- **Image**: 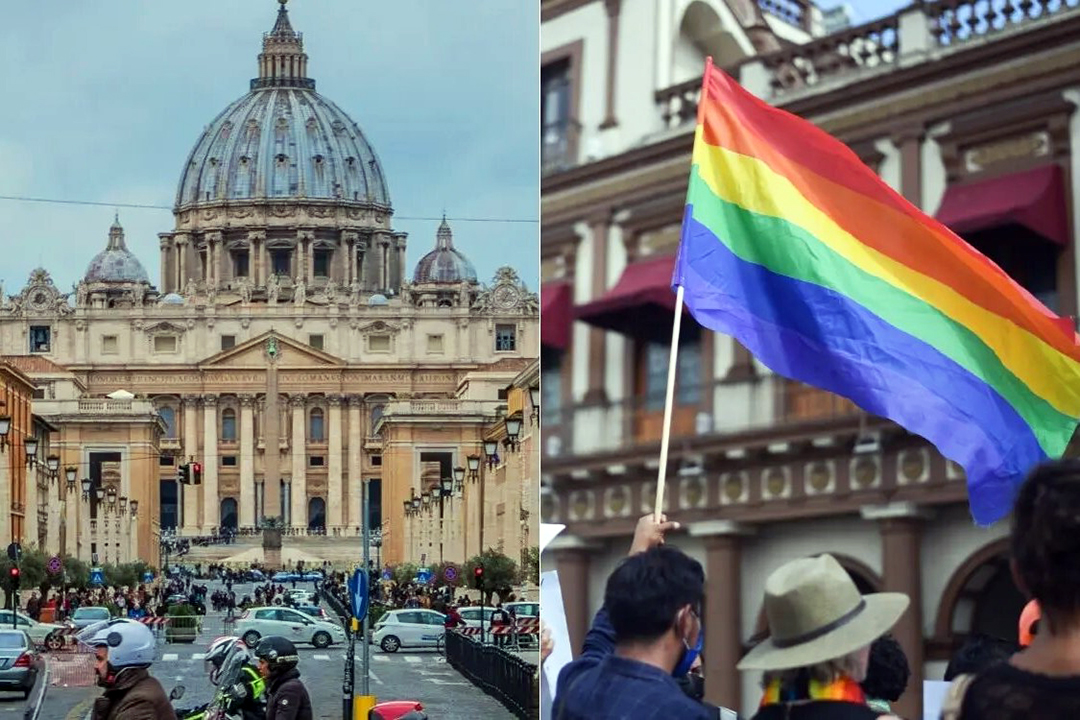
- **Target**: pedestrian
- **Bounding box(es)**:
[88,620,176,720]
[254,636,313,720]
[860,634,910,714]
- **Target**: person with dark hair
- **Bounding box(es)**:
[859,634,909,713]
[941,459,1080,719]
[552,514,714,719]
[943,634,1018,681]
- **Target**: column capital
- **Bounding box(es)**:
[182,394,200,406]
[327,394,344,407]
[201,394,218,407]
[347,394,364,408]
[859,501,934,523]
[247,230,267,242]
[238,394,255,407]
[341,230,359,244]
[686,520,755,538]
[205,230,224,244]
[289,393,307,407]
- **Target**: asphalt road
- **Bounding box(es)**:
[30,581,516,720]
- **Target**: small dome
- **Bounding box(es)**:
[368,294,388,306]
[412,217,477,284]
[84,216,150,284]
[159,293,185,305]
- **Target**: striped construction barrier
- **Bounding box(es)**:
[455,624,539,636]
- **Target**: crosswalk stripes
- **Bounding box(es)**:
[403,656,421,664]
[155,652,436,664]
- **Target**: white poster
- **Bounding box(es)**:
[541,569,573,720]
[924,680,950,720]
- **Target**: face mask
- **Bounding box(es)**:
[676,672,705,701]
[672,610,703,678]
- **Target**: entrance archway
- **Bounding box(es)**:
[220,497,238,531]
[933,539,1024,655]
[308,497,326,531]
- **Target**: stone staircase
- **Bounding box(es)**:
[174,534,371,567]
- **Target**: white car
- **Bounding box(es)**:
[458,606,495,629]
[235,607,346,649]
[0,611,64,649]
[371,609,445,653]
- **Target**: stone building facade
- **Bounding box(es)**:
[0,2,538,568]
[541,1,1080,718]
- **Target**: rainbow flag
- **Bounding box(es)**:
[673,60,1080,525]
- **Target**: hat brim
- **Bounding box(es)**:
[737,592,909,672]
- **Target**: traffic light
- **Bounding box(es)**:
[473,565,483,590]
[177,464,189,484]
[191,462,203,485]
[8,567,19,592]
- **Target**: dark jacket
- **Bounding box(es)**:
[266,667,314,720]
[750,701,885,720]
[90,667,178,720]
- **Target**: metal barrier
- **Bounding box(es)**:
[446,630,538,720]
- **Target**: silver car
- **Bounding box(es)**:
[70,606,112,630]
[0,630,41,699]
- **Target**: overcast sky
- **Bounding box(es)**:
[0,1,539,297]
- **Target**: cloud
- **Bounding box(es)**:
[0,0,538,293]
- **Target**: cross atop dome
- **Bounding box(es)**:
[253,0,314,90]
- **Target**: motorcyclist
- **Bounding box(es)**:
[443,605,465,630]
[174,636,267,720]
[83,619,177,720]
[254,636,313,720]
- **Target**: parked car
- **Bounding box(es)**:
[235,606,346,649]
[371,609,445,653]
[505,601,538,618]
[285,589,317,606]
[300,570,324,581]
[0,611,65,650]
[271,572,299,583]
[70,606,112,630]
[457,606,495,630]
[0,630,42,699]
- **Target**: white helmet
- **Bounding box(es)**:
[205,636,244,684]
[86,620,156,669]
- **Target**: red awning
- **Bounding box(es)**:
[541,282,573,351]
[575,255,684,339]
[936,164,1068,246]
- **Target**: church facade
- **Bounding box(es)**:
[0,2,538,568]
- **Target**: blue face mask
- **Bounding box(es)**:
[673,610,703,678]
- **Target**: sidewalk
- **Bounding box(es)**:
[37,686,96,720]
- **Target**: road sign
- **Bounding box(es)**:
[416,567,433,585]
[6,543,20,564]
[348,568,369,622]
[443,565,458,582]
[89,567,104,586]
[381,568,392,581]
[142,572,154,583]
[46,556,61,575]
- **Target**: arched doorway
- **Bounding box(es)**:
[308,497,326,531]
[934,539,1024,655]
[220,498,238,531]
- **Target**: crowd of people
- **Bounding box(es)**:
[546,458,1080,719]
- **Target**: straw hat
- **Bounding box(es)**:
[737,554,909,671]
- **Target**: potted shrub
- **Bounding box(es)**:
[165,603,198,644]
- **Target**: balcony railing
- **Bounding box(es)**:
[78,399,134,413]
[655,0,1080,128]
[542,377,862,460]
[759,0,814,31]
[542,119,581,176]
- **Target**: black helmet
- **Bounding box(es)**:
[253,636,299,673]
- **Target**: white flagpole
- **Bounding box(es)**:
[654,284,686,521]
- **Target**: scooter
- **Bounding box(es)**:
[370,700,428,719]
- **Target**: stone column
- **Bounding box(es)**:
[584,213,611,404]
[182,395,200,535]
[248,231,266,287]
[298,231,315,284]
[862,502,929,720]
[689,521,752,710]
[551,541,594,658]
[25,466,38,551]
[65,482,78,557]
[290,395,307,529]
[261,242,271,288]
[159,236,172,294]
[328,394,344,530]
[347,395,362,531]
[174,235,188,291]
[202,395,219,535]
[239,395,256,529]
[893,126,925,207]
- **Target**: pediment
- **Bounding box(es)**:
[199,332,345,368]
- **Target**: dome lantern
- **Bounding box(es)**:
[253,0,314,91]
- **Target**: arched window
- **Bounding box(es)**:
[158,407,177,438]
[370,404,385,428]
[309,408,325,442]
[308,497,326,530]
[221,408,237,442]
[220,498,238,530]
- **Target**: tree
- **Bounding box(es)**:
[465,549,518,606]
[521,546,539,586]
[391,563,418,587]
[62,557,91,590]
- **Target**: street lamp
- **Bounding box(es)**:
[411,497,420,512]
[47,455,60,473]
[402,499,411,516]
[119,496,128,514]
[483,441,498,469]
[81,477,92,500]
[452,466,465,493]
[529,386,539,424]
[95,486,105,502]
[440,477,453,498]
[466,455,480,482]
[65,466,76,488]
[24,437,38,467]
[130,500,138,516]
[504,416,522,453]
[0,415,9,451]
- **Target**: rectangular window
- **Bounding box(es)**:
[497,387,509,400]
[542,59,573,172]
[160,454,175,467]
[495,324,516,352]
[427,334,444,354]
[233,252,250,278]
[541,350,563,424]
[640,334,702,411]
[371,455,382,467]
[271,249,291,276]
[369,335,391,353]
[31,388,45,400]
[101,335,119,355]
[153,335,177,354]
[309,456,325,467]
[220,335,236,351]
[313,249,331,277]
[308,334,324,351]
[221,456,237,467]
[29,326,50,353]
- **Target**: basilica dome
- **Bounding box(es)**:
[84,216,150,284]
[413,217,477,284]
[174,3,390,209]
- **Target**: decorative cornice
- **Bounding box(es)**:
[238,394,255,407]
[289,394,307,407]
[201,394,218,406]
